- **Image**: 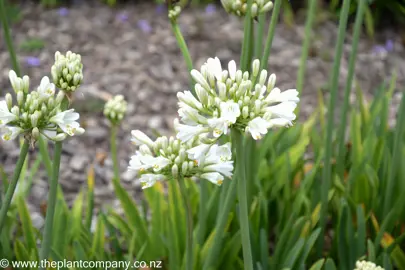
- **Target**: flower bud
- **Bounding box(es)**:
[218,82,227,100]
[181,162,188,175]
[179,149,186,161]
[195,84,208,105]
[172,164,179,178]
[255,100,262,114]
[140,145,152,155]
[5,93,12,110]
[17,91,24,106]
[32,127,40,140]
[188,161,194,169]
[260,1,273,13]
[52,51,83,93]
[267,73,276,91]
[53,133,67,141]
[31,113,39,127]
[242,106,249,119]
[55,91,65,104]
[104,95,127,125]
[251,3,258,18]
[174,156,181,165]
[259,70,268,86]
[22,76,30,93]
[235,70,243,84]
[243,71,249,80]
[11,106,19,117]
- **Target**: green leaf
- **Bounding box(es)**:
[309,259,325,270]
[91,214,105,259]
[16,197,38,261]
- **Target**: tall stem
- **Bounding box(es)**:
[170,21,194,92]
[178,176,193,270]
[260,0,282,71]
[39,98,69,263]
[240,0,254,71]
[110,125,120,182]
[39,141,62,262]
[233,130,253,270]
[0,0,21,76]
[0,140,29,232]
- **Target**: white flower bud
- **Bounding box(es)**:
[188,161,194,169]
[260,1,273,13]
[235,70,243,84]
[32,127,40,140]
[191,70,210,91]
[11,106,19,117]
[5,93,12,110]
[31,113,38,127]
[179,149,186,162]
[259,70,268,86]
[181,162,188,175]
[104,95,127,124]
[255,100,262,114]
[242,106,249,119]
[174,156,181,165]
[17,91,24,106]
[172,164,179,178]
[195,84,208,105]
[218,82,227,100]
[55,91,65,104]
[267,73,276,91]
[22,76,30,93]
[140,145,152,155]
[251,3,258,18]
[243,71,249,80]
[53,133,67,141]
[172,139,180,152]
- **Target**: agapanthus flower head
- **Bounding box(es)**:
[168,5,182,21]
[128,130,234,189]
[0,70,84,143]
[51,51,83,93]
[221,0,273,18]
[176,57,299,142]
[354,260,384,270]
[104,95,127,125]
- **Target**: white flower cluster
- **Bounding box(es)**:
[128,130,233,188]
[0,71,84,142]
[175,57,299,142]
[221,0,273,18]
[354,260,384,270]
[104,95,127,125]
[51,51,83,93]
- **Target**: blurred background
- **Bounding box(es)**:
[0,0,404,218]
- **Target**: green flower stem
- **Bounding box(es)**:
[203,173,237,270]
[38,137,53,177]
[39,141,62,263]
[170,21,194,92]
[40,97,69,264]
[318,0,351,254]
[178,175,193,270]
[233,130,254,270]
[0,140,29,232]
[110,125,120,182]
[0,0,21,76]
[197,180,208,246]
[295,0,317,117]
[255,14,266,59]
[336,0,366,180]
[260,0,282,71]
[240,0,254,71]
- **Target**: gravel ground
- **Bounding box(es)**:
[0,1,404,226]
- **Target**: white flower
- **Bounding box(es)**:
[151,156,171,172]
[37,76,56,100]
[265,88,299,104]
[268,118,292,127]
[220,100,240,124]
[178,106,207,126]
[206,57,223,81]
[266,101,297,121]
[50,109,85,136]
[131,130,155,148]
[203,161,234,178]
[139,174,166,189]
[190,70,211,92]
[187,143,212,164]
[246,117,271,140]
[200,172,224,185]
[228,60,237,81]
[176,123,208,142]
[41,130,66,141]
[1,126,23,141]
[205,142,232,163]
[354,260,384,270]
[178,90,203,110]
[0,100,17,126]
[207,117,230,138]
[128,154,153,172]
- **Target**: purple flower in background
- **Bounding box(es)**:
[58,7,69,16]
[205,4,216,14]
[372,39,394,55]
[385,39,394,52]
[137,20,152,34]
[116,12,129,22]
[25,56,40,67]
[156,4,166,14]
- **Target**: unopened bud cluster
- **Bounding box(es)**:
[176,57,299,142]
[354,261,384,270]
[51,51,83,93]
[104,95,127,125]
[128,130,233,188]
[168,5,182,21]
[221,0,273,18]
